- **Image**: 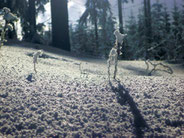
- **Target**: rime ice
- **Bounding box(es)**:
[107,30,126,81]
[33,50,43,73]
[114,29,127,44]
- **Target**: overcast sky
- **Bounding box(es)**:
[38,0,183,29]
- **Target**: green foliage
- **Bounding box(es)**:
[79,0,115,56]
[125,10,139,59]
[122,1,184,61]
[70,14,116,57]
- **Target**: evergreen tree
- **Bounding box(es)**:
[51,0,70,51]
[152,1,164,43]
[99,15,116,57]
[137,8,146,59]
[162,5,172,59]
[151,1,168,60]
[144,0,152,59]
[70,22,89,54]
[80,0,99,51]
[118,0,123,33]
[171,0,183,59]
[98,0,115,57]
[125,10,139,59]
[180,0,184,59]
[79,0,114,55]
[117,0,134,33]
[28,0,36,40]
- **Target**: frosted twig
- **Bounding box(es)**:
[33,50,43,73]
[144,60,173,76]
[114,29,127,45]
[107,30,127,81]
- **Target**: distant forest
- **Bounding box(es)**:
[0,0,184,60]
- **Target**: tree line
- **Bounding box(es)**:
[124,0,184,60]
[72,0,184,60]
[0,0,184,61]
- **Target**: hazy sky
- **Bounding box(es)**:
[38,0,183,29]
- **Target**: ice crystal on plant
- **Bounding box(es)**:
[0,7,18,48]
[6,23,13,31]
[33,50,43,73]
[114,29,127,44]
[107,30,126,81]
[2,7,18,22]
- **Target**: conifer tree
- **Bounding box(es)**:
[125,10,138,59]
[51,0,70,51]
[171,0,182,59]
[137,8,146,59]
[79,0,113,55]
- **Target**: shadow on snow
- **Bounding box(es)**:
[109,80,149,137]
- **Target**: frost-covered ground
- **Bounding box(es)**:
[0,42,184,137]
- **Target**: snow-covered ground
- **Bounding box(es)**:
[0,42,184,137]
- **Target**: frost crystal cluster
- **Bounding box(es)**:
[114,30,127,45]
[33,50,43,73]
[107,29,126,81]
[0,7,18,47]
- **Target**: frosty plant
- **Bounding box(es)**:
[33,50,43,73]
[107,29,126,81]
[0,7,18,48]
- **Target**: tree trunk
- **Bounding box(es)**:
[94,15,98,50]
[144,0,148,37]
[118,0,123,34]
[93,0,99,52]
[28,0,36,40]
[102,10,107,51]
[51,0,71,51]
[147,0,152,42]
[144,0,150,59]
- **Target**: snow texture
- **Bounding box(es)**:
[0,43,184,137]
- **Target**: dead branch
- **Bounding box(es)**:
[145,60,173,76]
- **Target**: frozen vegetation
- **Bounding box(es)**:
[0,42,184,137]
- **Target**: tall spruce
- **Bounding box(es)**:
[98,0,114,57]
[137,8,146,59]
[70,22,90,54]
[51,0,70,51]
[151,1,166,59]
[125,10,138,59]
[80,0,113,55]
[117,0,134,33]
[171,0,182,59]
[118,0,123,33]
[28,0,36,40]
[163,5,172,59]
[180,0,184,59]
[80,0,99,51]
[144,0,152,59]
